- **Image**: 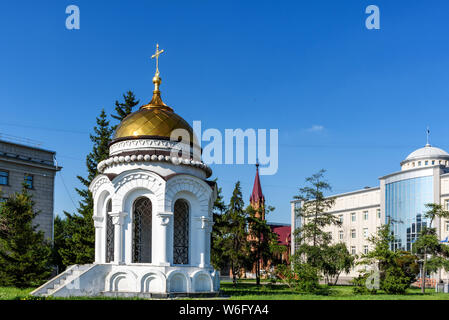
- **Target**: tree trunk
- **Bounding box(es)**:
[422,247,427,294]
[333,272,341,286]
[232,262,237,287]
[256,234,261,286]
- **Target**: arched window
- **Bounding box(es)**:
[105,199,114,263]
[132,197,152,263]
[173,199,189,264]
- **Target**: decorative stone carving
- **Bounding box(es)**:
[90,176,112,196]
[157,211,173,226]
[165,175,211,210]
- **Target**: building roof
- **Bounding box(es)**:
[250,164,265,204]
[112,45,197,145]
[269,224,291,246]
[404,144,449,162]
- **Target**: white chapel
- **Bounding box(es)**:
[32,45,220,297]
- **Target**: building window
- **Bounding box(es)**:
[446,221,449,232]
[351,229,356,239]
[105,200,114,263]
[339,214,343,223]
[351,212,356,222]
[432,160,435,165]
[425,161,428,165]
[363,211,368,221]
[132,197,152,263]
[351,246,356,255]
[363,245,369,254]
[377,208,381,219]
[418,161,421,166]
[24,174,33,189]
[363,228,369,238]
[446,200,449,211]
[173,199,190,265]
[328,232,332,240]
[0,170,8,186]
[339,230,344,240]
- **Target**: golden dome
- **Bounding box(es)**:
[113,74,195,142]
[113,102,194,142]
[113,44,195,143]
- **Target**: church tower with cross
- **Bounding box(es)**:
[250,163,265,220]
[32,45,220,297]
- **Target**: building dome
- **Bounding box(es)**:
[97,45,210,178]
[405,144,449,161]
[113,104,195,143]
[112,61,197,145]
[401,143,449,170]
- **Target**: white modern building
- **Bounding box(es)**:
[32,48,219,297]
[291,142,449,282]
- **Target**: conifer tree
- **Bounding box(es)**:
[111,91,140,127]
[292,170,340,291]
[247,204,283,286]
[0,189,52,288]
[220,182,249,286]
[357,223,419,294]
[58,109,112,266]
[52,215,68,272]
[294,170,339,269]
[210,181,228,271]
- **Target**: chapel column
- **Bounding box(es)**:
[109,211,128,265]
[156,212,173,266]
[198,216,212,268]
[93,215,104,263]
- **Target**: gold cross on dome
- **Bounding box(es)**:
[151,43,165,74]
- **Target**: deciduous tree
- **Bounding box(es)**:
[414,203,449,293]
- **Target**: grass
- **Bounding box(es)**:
[0,287,35,300]
[1,282,449,300]
[221,282,449,300]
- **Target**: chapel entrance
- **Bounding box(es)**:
[132,197,152,263]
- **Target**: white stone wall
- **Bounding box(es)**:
[90,165,215,268]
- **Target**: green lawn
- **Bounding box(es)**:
[1,282,449,300]
[0,287,35,300]
[221,282,449,300]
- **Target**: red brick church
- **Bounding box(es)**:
[246,164,291,278]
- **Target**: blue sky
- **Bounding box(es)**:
[1,0,449,224]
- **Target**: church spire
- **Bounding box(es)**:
[143,43,171,110]
[250,163,265,206]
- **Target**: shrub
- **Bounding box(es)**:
[295,263,320,293]
[381,267,410,294]
[352,271,377,295]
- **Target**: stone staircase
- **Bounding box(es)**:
[31,264,94,297]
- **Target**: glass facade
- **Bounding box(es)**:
[385,175,433,251]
